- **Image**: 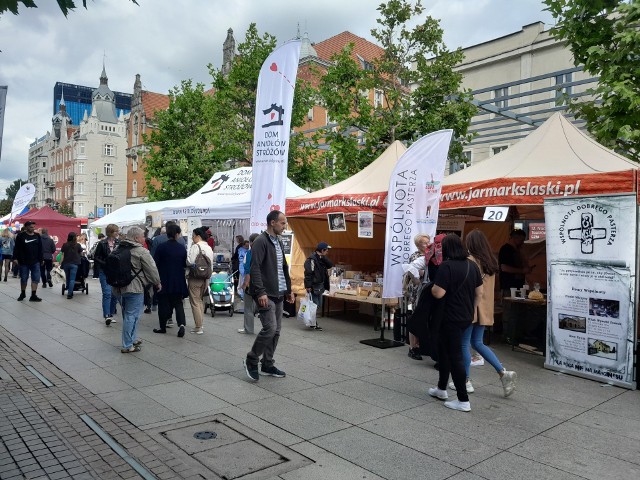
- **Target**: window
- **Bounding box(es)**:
[104,144,115,156]
[491,145,509,156]
[76,182,84,194]
[132,159,138,172]
[76,162,84,174]
[493,87,509,109]
[104,183,113,196]
[79,144,85,154]
[42,161,46,168]
[76,203,84,215]
[104,204,113,215]
[555,72,573,103]
[104,163,114,175]
[307,108,314,121]
[133,115,139,145]
[449,151,472,174]
[374,89,384,108]
[132,180,138,198]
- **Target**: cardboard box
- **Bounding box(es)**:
[344,270,362,279]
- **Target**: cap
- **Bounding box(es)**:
[24,221,36,227]
[316,242,331,251]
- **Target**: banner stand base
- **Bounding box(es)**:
[360,338,404,349]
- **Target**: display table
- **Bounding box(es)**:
[502,297,547,354]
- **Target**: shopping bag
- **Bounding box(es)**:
[51,266,66,285]
[297,295,317,327]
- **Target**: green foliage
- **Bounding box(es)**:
[544,0,640,161]
[4,179,27,200]
[143,80,219,200]
[1,1,138,17]
[312,0,475,181]
[57,201,75,217]
[0,198,11,216]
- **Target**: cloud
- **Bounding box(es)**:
[0,0,552,198]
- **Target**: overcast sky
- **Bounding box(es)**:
[0,0,553,199]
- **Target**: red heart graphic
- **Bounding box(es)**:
[271,112,275,120]
[270,63,278,71]
[270,204,281,211]
[268,193,272,199]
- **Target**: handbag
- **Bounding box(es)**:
[297,294,317,327]
[51,266,66,285]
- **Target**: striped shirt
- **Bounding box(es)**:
[269,233,287,294]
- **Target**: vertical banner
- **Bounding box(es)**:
[382,130,453,298]
[249,40,301,231]
[544,194,636,388]
[0,86,7,161]
[10,183,36,221]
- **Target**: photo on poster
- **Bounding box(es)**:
[358,211,373,238]
[588,298,619,318]
[587,338,618,360]
[558,313,586,333]
[328,212,346,232]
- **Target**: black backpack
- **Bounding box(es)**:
[105,243,141,288]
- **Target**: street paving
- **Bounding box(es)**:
[0,275,639,479]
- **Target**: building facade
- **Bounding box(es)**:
[53,82,132,127]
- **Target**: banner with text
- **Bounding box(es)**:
[0,86,6,161]
[382,130,453,299]
[249,40,301,231]
[10,183,36,221]
[544,194,636,388]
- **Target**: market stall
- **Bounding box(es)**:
[13,206,81,249]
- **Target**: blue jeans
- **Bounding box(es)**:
[19,263,41,284]
[63,263,78,296]
[117,292,144,349]
[98,271,118,318]
[462,324,504,378]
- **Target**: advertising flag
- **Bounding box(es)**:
[0,86,7,161]
[382,130,453,299]
[10,183,36,221]
[249,40,301,231]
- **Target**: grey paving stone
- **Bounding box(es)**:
[469,451,585,480]
[97,389,178,427]
[187,373,276,405]
[138,380,231,416]
[325,378,428,412]
[571,408,640,441]
[67,368,132,395]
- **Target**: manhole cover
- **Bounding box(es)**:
[194,431,217,440]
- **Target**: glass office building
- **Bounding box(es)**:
[53,82,132,125]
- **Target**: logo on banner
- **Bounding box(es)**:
[201,174,230,194]
[261,104,285,128]
[558,204,617,254]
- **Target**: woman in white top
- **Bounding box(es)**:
[187,227,214,334]
[406,233,431,360]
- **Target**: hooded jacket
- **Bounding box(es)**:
[111,239,160,295]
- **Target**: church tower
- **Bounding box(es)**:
[222,28,236,77]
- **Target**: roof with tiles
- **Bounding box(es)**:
[314,31,384,64]
[141,91,170,119]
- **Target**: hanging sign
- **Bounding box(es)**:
[483,206,509,222]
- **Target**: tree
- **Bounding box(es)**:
[4,179,27,200]
[311,0,475,181]
[1,0,138,17]
[57,201,75,217]
[0,199,11,216]
[544,0,640,161]
[143,80,218,200]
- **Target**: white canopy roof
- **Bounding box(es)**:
[91,200,176,228]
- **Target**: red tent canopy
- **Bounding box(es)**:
[15,206,80,249]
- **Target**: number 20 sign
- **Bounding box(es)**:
[483,206,509,222]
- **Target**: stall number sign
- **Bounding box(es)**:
[483,206,509,222]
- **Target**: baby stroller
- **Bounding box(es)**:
[203,263,235,317]
[61,256,90,296]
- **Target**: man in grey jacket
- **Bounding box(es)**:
[113,227,161,353]
[243,211,292,381]
[40,228,56,288]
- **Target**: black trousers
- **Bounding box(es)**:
[158,294,186,330]
[40,259,53,284]
[437,321,470,402]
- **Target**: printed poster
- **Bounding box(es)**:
[358,211,373,238]
[544,194,636,387]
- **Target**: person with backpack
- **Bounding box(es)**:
[93,224,120,326]
[106,226,161,353]
[187,227,214,335]
[152,223,189,337]
[39,228,56,288]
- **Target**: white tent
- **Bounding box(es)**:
[91,200,177,229]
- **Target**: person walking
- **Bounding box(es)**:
[187,227,214,335]
[1,229,15,282]
[40,228,56,288]
[93,224,120,325]
[498,229,532,295]
[13,221,44,302]
[231,235,244,291]
[303,241,333,331]
[112,227,161,353]
[455,229,517,397]
[428,234,483,412]
[238,233,259,334]
[242,211,293,381]
[153,223,189,337]
[60,232,83,299]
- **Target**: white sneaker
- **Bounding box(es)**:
[190,328,204,335]
[448,380,474,393]
[500,370,517,397]
[470,356,485,366]
[444,399,471,412]
[427,387,448,400]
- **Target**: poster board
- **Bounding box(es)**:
[544,194,636,388]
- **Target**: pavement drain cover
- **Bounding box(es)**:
[194,431,217,440]
[155,414,312,479]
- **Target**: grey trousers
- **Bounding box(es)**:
[246,297,283,369]
[243,294,255,334]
